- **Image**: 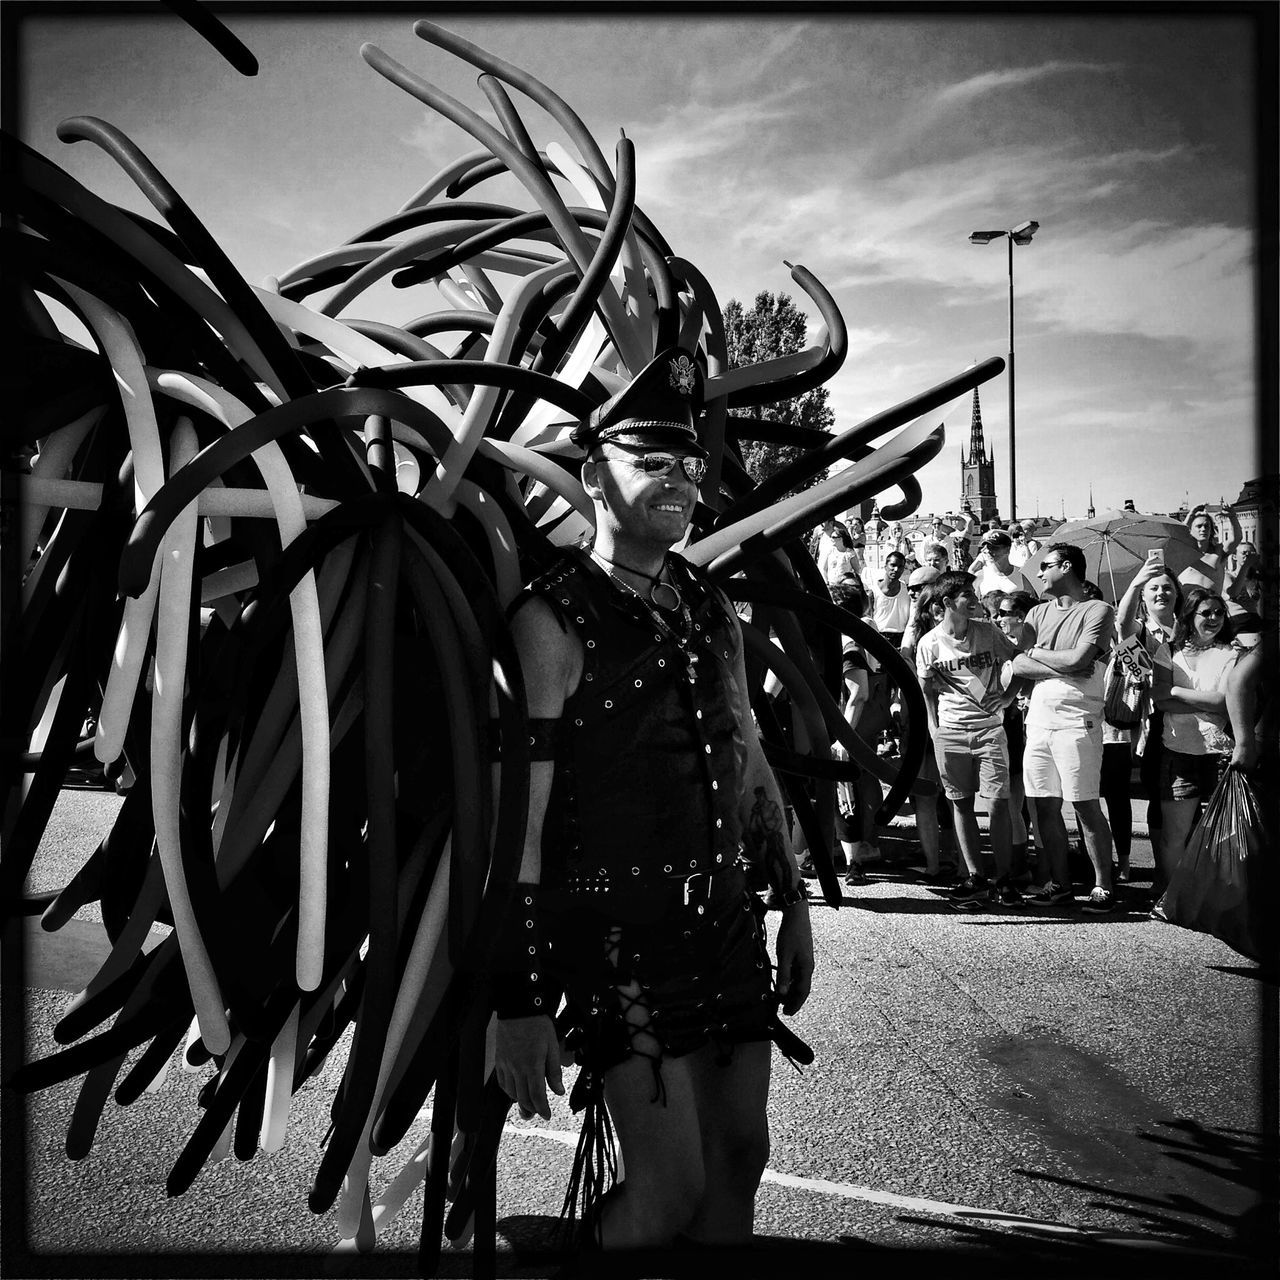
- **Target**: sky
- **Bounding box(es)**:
[10,5,1272,522]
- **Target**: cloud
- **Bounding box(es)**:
[623,88,806,204]
[932,61,1121,108]
[1028,221,1253,356]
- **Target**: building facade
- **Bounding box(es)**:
[1232,474,1279,559]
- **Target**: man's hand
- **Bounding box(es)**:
[495,1015,564,1120]
[774,903,814,1016]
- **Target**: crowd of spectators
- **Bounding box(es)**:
[804,498,1274,915]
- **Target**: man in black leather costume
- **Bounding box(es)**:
[494,347,814,1251]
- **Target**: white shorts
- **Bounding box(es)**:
[1022,723,1103,801]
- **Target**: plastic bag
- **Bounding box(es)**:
[1156,766,1269,962]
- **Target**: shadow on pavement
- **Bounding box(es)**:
[1004,1118,1279,1267]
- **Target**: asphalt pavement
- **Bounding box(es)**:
[5,787,1278,1279]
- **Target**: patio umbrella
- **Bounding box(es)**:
[1036,510,1200,603]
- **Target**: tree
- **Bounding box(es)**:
[721,291,834,493]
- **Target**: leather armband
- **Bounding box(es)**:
[491,882,554,1020]
[487,718,562,763]
[771,883,808,909]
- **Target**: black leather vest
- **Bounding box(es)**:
[522,548,747,898]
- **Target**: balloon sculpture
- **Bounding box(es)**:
[3,15,1003,1273]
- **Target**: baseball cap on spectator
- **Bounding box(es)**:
[908,566,940,588]
[981,529,1013,550]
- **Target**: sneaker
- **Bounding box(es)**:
[992,879,1023,908]
[843,866,868,887]
[1082,887,1118,914]
[946,875,990,908]
[1031,881,1074,905]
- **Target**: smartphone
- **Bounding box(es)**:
[1147,548,1164,568]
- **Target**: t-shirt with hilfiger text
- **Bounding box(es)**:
[915,619,1018,730]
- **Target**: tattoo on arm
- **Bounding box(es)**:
[746,785,792,891]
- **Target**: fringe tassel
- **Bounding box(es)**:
[557,1065,618,1249]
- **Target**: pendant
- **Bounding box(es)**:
[650,580,682,612]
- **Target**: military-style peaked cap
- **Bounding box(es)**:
[570,347,707,457]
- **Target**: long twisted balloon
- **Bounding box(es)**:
[3,19,1004,1270]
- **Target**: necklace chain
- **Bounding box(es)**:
[590,550,693,646]
[590,548,665,587]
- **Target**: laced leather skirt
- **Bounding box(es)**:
[546,861,776,1073]
[540,861,811,1241]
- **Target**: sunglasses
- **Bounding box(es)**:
[601,446,708,484]
[1195,608,1226,619]
[997,609,1023,618]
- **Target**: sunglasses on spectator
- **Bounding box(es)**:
[997,608,1023,617]
[600,445,707,483]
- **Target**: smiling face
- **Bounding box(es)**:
[996,600,1027,640]
[1037,553,1071,595]
[1141,572,1179,621]
[951,586,982,619]
[583,434,699,553]
[1190,596,1227,644]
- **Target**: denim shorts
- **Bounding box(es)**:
[1159,748,1227,802]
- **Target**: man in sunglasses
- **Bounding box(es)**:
[1009,543,1119,913]
[493,347,814,1253]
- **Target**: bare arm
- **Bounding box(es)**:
[493,598,580,1119]
[1151,649,1228,714]
[843,668,870,733]
[1227,644,1264,768]
[1220,505,1242,556]
[1011,651,1071,679]
[1022,640,1106,674]
[726,611,813,1016]
[1115,567,1154,639]
[920,671,941,733]
[1152,685,1227,714]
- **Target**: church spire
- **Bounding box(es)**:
[959,377,998,521]
[965,384,990,466]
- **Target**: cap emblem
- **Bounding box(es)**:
[668,354,698,397]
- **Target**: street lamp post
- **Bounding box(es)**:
[968,220,1039,522]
